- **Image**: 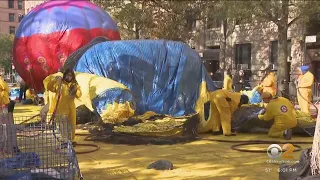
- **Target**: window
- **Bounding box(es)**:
[207,18,221,29]
[18,14,23,22]
[186,10,197,31]
[9,13,15,22]
[9,26,15,34]
[18,0,23,9]
[270,41,278,65]
[235,43,252,68]
[8,0,14,8]
[270,40,292,65]
[187,18,196,31]
[236,16,252,25]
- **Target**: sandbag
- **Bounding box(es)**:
[62,39,217,131]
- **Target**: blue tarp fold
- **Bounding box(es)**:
[69,40,216,116]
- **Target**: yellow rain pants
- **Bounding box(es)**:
[258,97,297,138]
[211,89,241,135]
[43,72,82,141]
[0,77,9,106]
[261,72,276,97]
[223,75,233,91]
[297,71,314,115]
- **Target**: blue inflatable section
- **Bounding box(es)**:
[73,40,217,116]
[93,88,136,115]
[250,90,262,104]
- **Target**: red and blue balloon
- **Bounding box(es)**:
[13,0,120,91]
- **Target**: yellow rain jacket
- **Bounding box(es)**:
[210,89,241,135]
[0,77,9,106]
[258,97,297,138]
[261,72,276,96]
[297,71,314,115]
[43,72,82,140]
[223,75,233,91]
[26,89,36,100]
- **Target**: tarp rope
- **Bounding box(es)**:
[17,76,100,154]
[48,79,100,154]
[196,137,312,153]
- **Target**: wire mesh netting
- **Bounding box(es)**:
[0,112,81,180]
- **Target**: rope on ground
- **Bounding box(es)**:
[19,114,40,124]
[73,141,100,155]
[198,137,313,153]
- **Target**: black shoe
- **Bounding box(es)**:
[212,131,223,135]
[72,141,77,147]
[224,133,236,136]
[283,129,292,140]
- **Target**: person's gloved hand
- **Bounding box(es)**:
[258,109,265,115]
[69,85,77,96]
[55,76,62,81]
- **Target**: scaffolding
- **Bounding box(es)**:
[0,113,82,180]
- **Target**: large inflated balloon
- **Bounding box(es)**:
[63,39,218,129]
[13,0,120,92]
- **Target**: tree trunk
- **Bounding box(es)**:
[277,0,290,99]
[135,27,140,39]
[277,26,289,99]
[219,19,228,69]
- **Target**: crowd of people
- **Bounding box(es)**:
[211,65,315,140]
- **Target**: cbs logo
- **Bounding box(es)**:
[267,144,295,159]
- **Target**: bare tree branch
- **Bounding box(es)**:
[257,1,280,23]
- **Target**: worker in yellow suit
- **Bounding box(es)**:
[257,92,297,140]
[211,89,249,136]
[223,69,233,91]
[0,76,9,108]
[260,66,276,96]
[43,68,82,141]
[26,89,36,100]
[297,65,314,115]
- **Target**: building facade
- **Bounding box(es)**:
[24,0,45,14]
[0,0,24,34]
[191,16,313,82]
[0,0,45,35]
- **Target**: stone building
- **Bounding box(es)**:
[0,0,45,35]
[191,15,320,83]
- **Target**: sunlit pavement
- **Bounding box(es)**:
[14,104,312,180]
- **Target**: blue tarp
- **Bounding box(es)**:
[72,40,217,116]
[250,90,262,104]
[92,87,136,116]
[0,152,41,169]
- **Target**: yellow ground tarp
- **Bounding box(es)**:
[12,103,313,179]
